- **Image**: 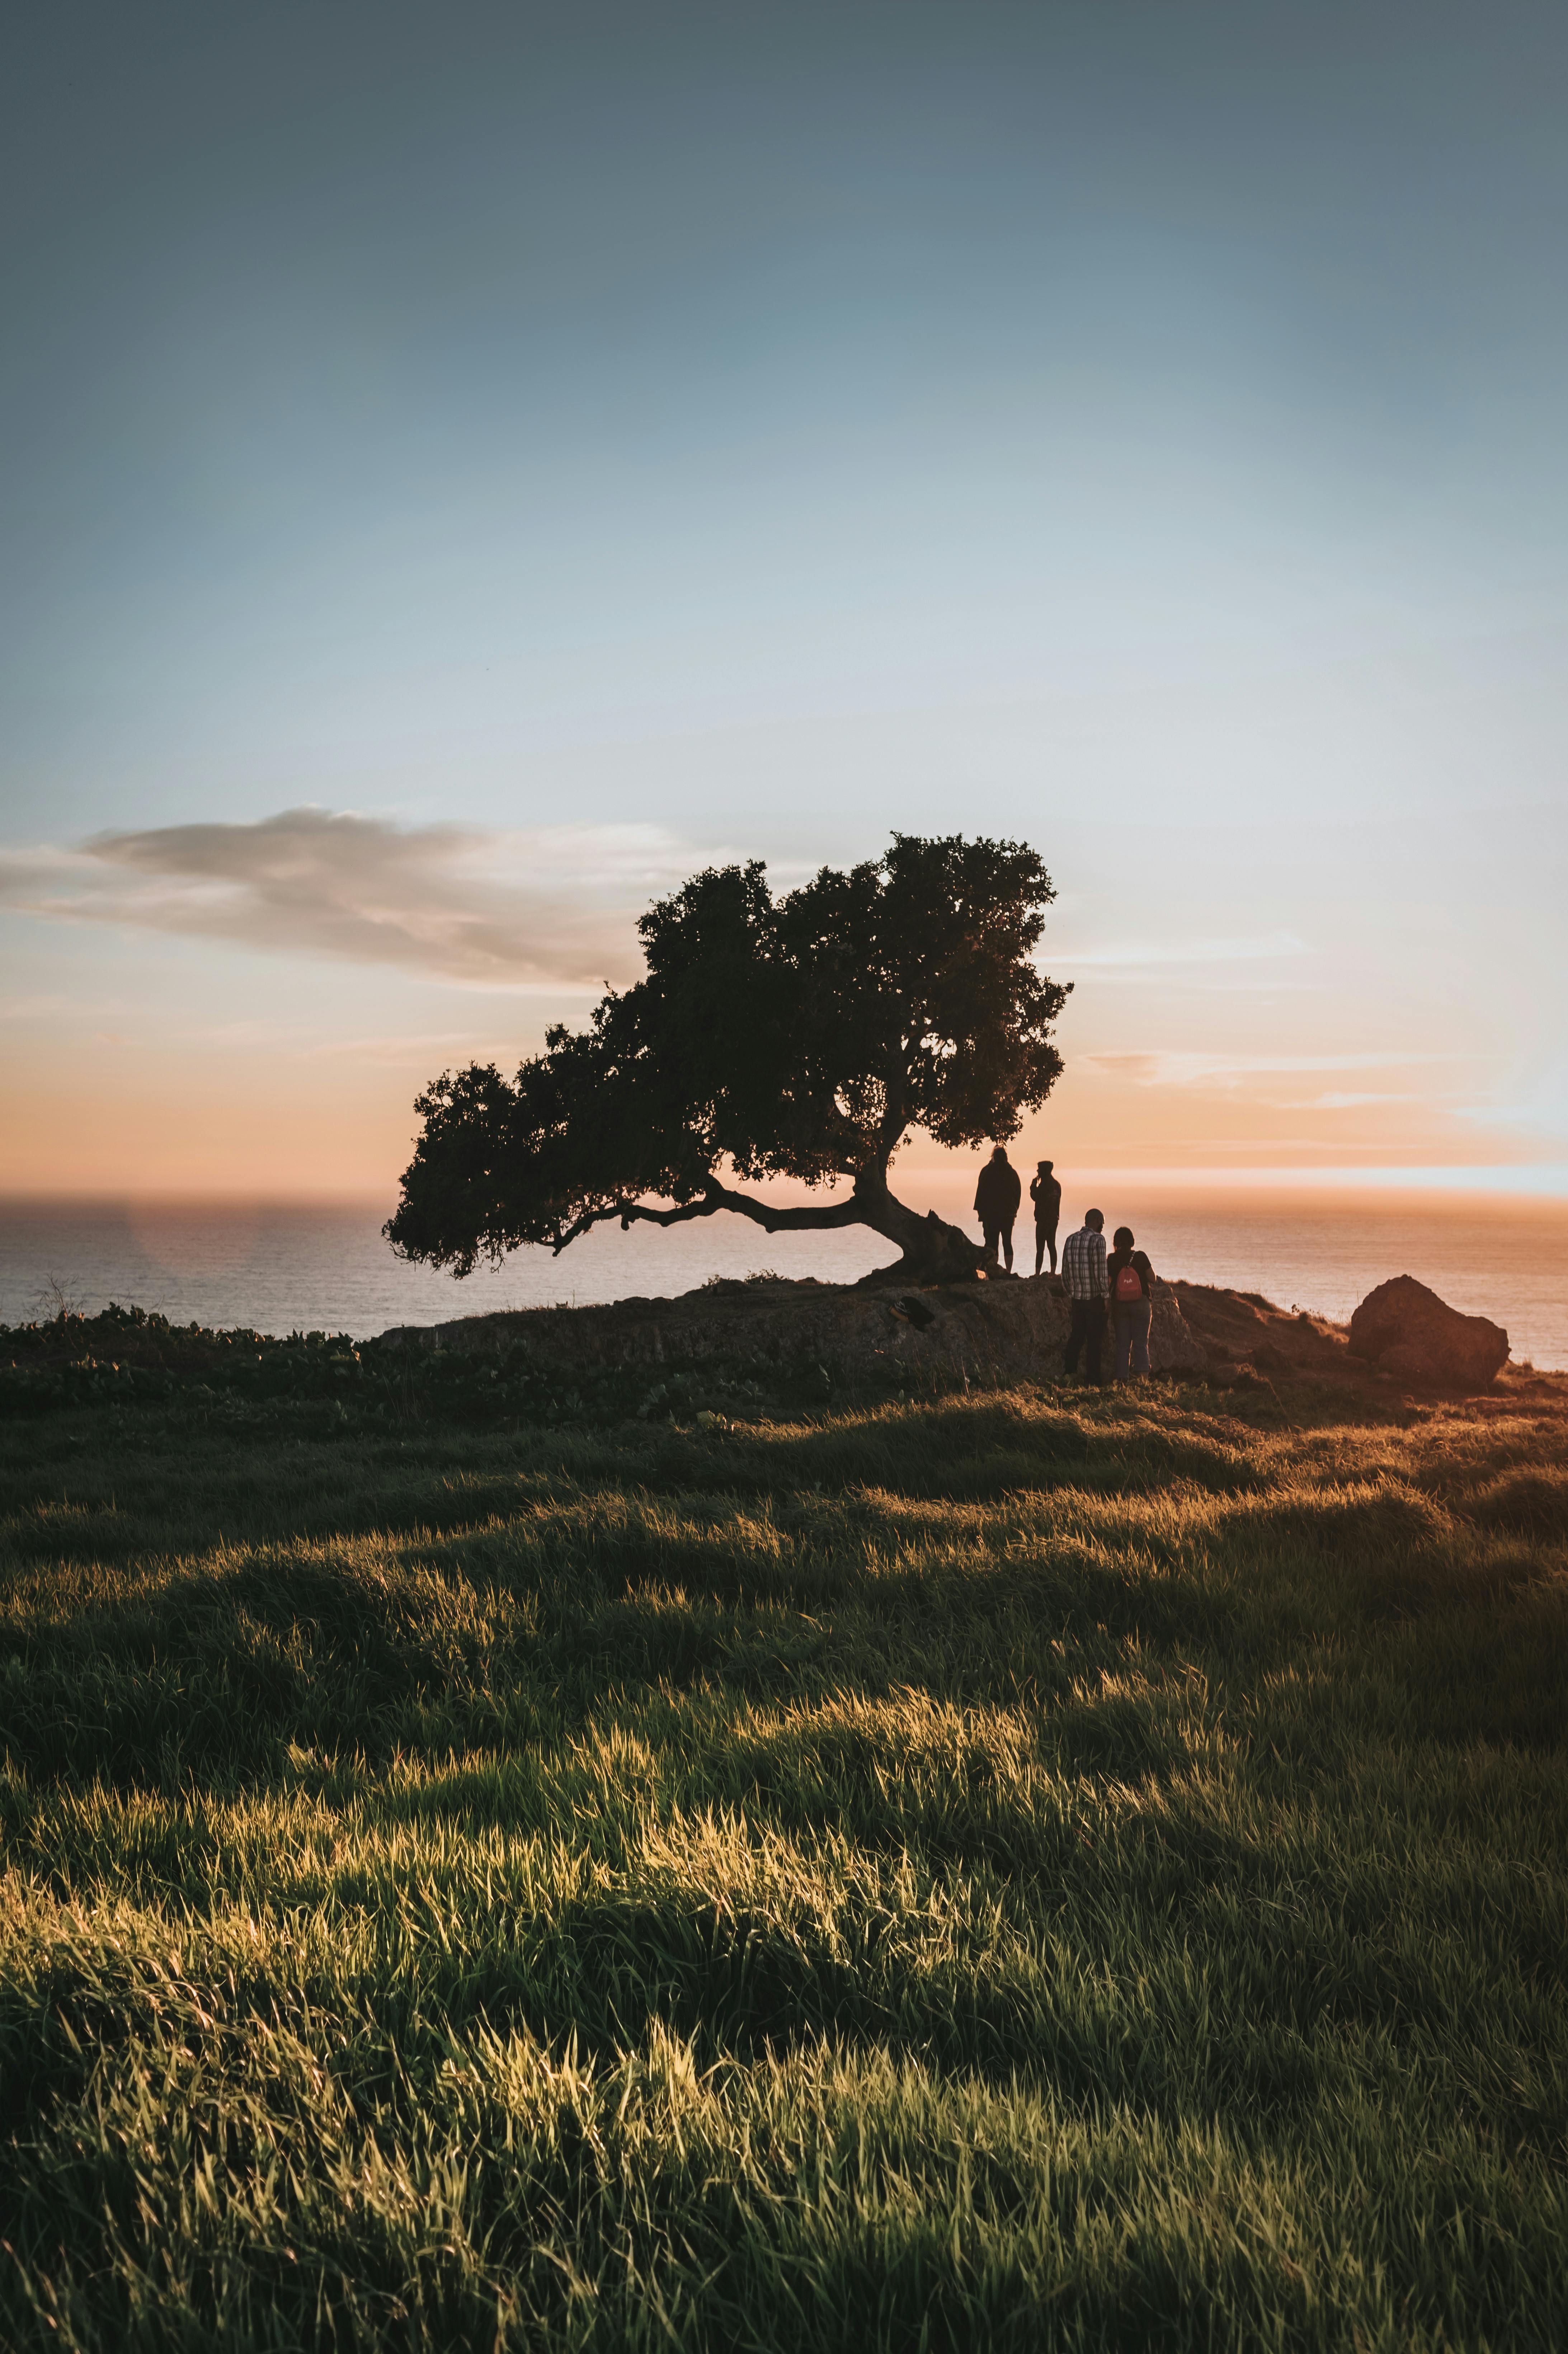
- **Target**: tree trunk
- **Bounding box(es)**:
[848,1169,987,1284]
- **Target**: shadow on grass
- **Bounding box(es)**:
[5,1380,1564,1800]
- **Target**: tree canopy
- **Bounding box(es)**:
[386,833,1069,1279]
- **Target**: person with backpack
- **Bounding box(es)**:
[1107,1224,1156,1381]
[974,1144,1022,1271]
[1030,1158,1062,1275]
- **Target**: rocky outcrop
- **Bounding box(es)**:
[377,1272,1209,1384]
[1348,1275,1508,1391]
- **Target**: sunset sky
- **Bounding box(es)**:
[3,0,1565,1201]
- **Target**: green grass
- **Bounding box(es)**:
[2,1344,1566,2350]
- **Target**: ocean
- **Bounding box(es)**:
[3,1178,1565,1370]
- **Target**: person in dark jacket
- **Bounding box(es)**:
[1107,1224,1155,1381]
[1030,1159,1062,1275]
[974,1145,1022,1271]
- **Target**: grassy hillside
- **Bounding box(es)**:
[2,1316,1566,2350]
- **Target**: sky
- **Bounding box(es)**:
[2,0,1565,1200]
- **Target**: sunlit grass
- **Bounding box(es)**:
[2,1373,1565,2348]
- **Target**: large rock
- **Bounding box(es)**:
[1347,1275,1508,1390]
[377,1272,1208,1384]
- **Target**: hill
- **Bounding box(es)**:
[378,1266,1549,1407]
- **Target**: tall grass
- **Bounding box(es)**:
[2,1367,1565,2349]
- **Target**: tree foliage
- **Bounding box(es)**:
[386,834,1068,1275]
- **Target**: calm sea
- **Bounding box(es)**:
[3,1179,1565,1369]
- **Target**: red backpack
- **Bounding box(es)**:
[1114,1258,1144,1302]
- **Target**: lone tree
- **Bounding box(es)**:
[386,833,1069,1284]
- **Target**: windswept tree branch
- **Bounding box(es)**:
[551,1179,868,1254]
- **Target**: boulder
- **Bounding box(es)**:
[1347,1275,1508,1391]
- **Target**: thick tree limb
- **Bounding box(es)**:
[551,1177,868,1254]
[547,1169,988,1283]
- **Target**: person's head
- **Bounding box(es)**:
[990,1144,1008,1161]
[1085,1208,1104,1232]
[1113,1225,1134,1252]
[1038,1159,1053,1173]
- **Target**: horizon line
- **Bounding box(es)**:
[4,1162,1568,1210]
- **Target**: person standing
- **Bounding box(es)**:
[974,1144,1022,1272]
[1107,1224,1155,1382]
[1030,1158,1062,1275]
[1061,1208,1109,1381]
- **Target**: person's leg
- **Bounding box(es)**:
[1034,1225,1045,1277]
[1045,1223,1058,1274]
[1085,1300,1106,1384]
[1130,1299,1152,1377]
[1113,1307,1131,1382]
[981,1219,998,1266]
[1001,1219,1014,1271]
[1064,1299,1085,1372]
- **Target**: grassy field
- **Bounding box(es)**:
[2,1318,1567,2350]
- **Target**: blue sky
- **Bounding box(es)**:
[2,0,1564,1193]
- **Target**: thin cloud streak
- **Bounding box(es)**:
[1084,1050,1464,1092]
[0,809,706,989]
[1058,931,1306,971]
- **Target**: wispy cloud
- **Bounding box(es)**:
[1455,1057,1568,1143]
[1084,1050,1462,1092]
[0,808,703,989]
[1289,1090,1424,1110]
[154,1021,515,1064]
[1059,931,1306,971]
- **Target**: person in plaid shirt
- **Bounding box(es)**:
[1061,1207,1109,1383]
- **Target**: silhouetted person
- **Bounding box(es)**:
[974,1144,1022,1271]
[1061,1207,1108,1382]
[1030,1158,1062,1275]
[1107,1224,1155,1382]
